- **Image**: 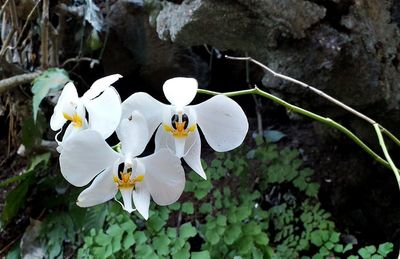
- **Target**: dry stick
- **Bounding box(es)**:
[16,0,41,47]
[61,57,100,68]
[49,24,59,66]
[0,71,41,94]
[0,0,10,17]
[225,55,400,149]
[0,0,18,58]
[40,0,49,69]
[225,55,377,124]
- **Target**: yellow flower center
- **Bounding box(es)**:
[113,172,144,189]
[163,112,196,138]
[63,112,83,128]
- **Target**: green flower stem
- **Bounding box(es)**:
[380,126,400,148]
[197,87,399,174]
[374,124,400,189]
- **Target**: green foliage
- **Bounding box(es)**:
[7,139,394,258]
[0,153,50,227]
[31,68,70,121]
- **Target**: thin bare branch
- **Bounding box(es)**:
[16,0,41,47]
[0,72,41,94]
[225,55,377,125]
[40,0,49,69]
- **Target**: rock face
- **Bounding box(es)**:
[154,0,400,115]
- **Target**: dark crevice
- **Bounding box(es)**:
[309,0,355,33]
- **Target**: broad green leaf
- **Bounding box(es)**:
[1,176,33,225]
[264,130,286,143]
[153,235,170,256]
[377,242,393,256]
[134,231,147,245]
[199,203,212,214]
[358,247,371,258]
[191,251,210,259]
[31,68,70,121]
[182,202,194,214]
[147,215,166,232]
[173,247,190,259]
[22,112,46,149]
[224,225,242,245]
[216,215,227,227]
[106,224,122,237]
[179,222,197,239]
[123,232,135,250]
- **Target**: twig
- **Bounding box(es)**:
[0,71,41,94]
[0,0,18,58]
[197,87,400,174]
[225,55,377,125]
[16,0,41,47]
[61,57,100,68]
[374,124,400,189]
[40,0,49,69]
[0,0,10,17]
[0,234,21,255]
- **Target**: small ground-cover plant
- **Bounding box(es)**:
[6,138,393,258]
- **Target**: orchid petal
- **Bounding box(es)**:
[85,87,121,139]
[193,95,248,152]
[120,188,135,213]
[119,92,165,142]
[117,110,149,157]
[60,130,121,187]
[154,126,197,158]
[183,131,206,179]
[76,167,118,207]
[50,82,78,131]
[82,74,122,100]
[163,77,198,109]
[132,184,150,219]
[140,149,185,206]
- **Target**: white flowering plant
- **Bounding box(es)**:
[52,76,249,218]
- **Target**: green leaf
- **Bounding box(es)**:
[147,215,166,232]
[106,224,123,237]
[254,232,269,245]
[224,225,242,245]
[377,242,393,256]
[169,202,181,211]
[236,206,251,221]
[191,251,210,259]
[31,68,70,121]
[179,222,197,239]
[1,176,33,225]
[365,245,376,254]
[237,235,253,254]
[94,231,109,246]
[22,113,46,149]
[358,247,372,258]
[173,247,190,259]
[205,229,220,245]
[199,203,212,214]
[310,231,323,247]
[136,244,153,258]
[123,232,135,250]
[216,215,227,227]
[343,243,353,253]
[134,231,147,245]
[182,202,194,214]
[153,235,170,256]
[264,130,286,143]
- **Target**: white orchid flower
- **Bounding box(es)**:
[59,111,185,219]
[50,74,122,146]
[119,77,248,179]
